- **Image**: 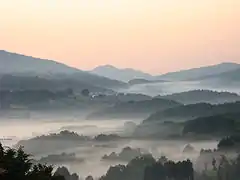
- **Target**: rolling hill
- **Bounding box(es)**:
[86,98,182,120]
[0,50,126,89]
[200,68,240,82]
[144,101,240,123]
[0,50,80,74]
[156,62,240,81]
[134,102,240,138]
[90,65,153,82]
[157,90,240,105]
[183,113,240,135]
[0,75,109,93]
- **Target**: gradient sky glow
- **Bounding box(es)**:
[0,0,239,74]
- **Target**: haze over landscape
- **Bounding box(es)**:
[0,1,240,180]
[1,0,239,73]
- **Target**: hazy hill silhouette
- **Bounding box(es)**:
[90,65,153,82]
[0,50,80,74]
[86,98,181,120]
[0,50,126,89]
[157,90,240,104]
[183,113,240,135]
[128,78,167,85]
[199,68,240,82]
[144,101,240,123]
[156,62,240,81]
[0,75,109,93]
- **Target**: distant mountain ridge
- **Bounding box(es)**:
[0,50,126,89]
[194,67,240,89]
[156,62,240,81]
[90,65,154,82]
[1,50,239,88]
[0,50,81,74]
[201,68,240,81]
[91,63,240,83]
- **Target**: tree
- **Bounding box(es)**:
[218,136,236,150]
[81,89,90,97]
[0,143,65,180]
[144,158,194,180]
[54,167,79,180]
[100,155,155,180]
[85,175,94,180]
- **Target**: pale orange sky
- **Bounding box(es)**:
[0,0,239,74]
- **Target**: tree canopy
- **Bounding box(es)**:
[0,143,65,180]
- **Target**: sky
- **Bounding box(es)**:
[0,0,239,74]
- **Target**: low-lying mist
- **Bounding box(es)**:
[0,115,218,177]
[119,81,240,96]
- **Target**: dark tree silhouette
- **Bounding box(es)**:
[0,143,65,180]
[100,155,155,180]
[144,159,194,180]
[85,175,94,180]
[54,166,79,180]
[217,135,240,150]
[81,89,90,97]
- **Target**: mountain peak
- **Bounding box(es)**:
[91,65,153,82]
[93,64,118,70]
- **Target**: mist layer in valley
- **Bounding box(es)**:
[1,119,218,177]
